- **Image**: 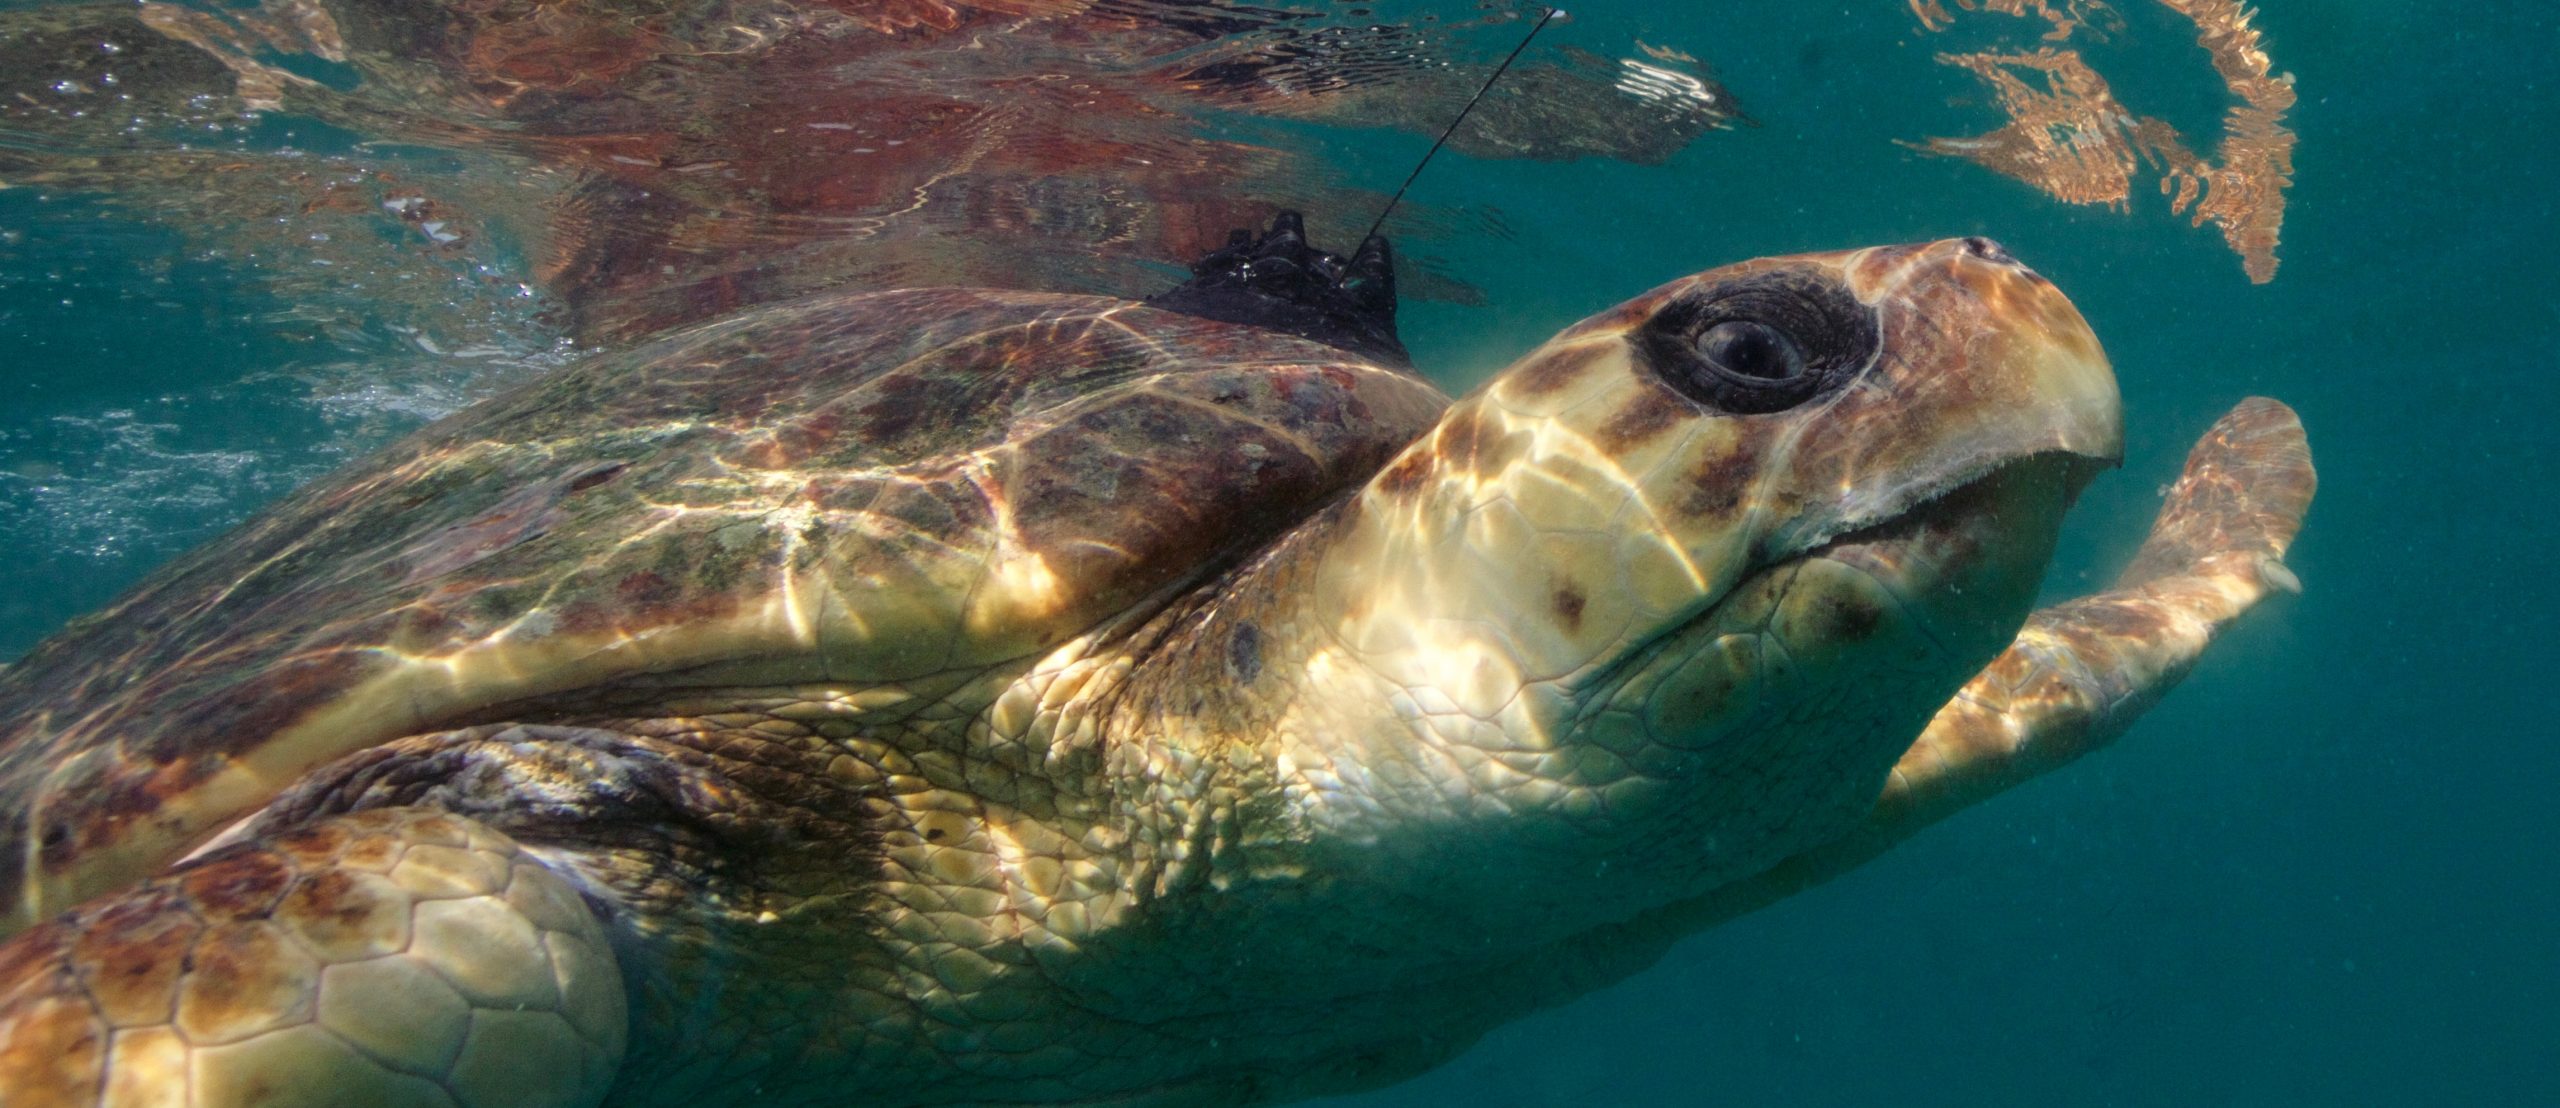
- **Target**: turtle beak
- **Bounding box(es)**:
[1764,236,2120,658]
[1848,236,2123,472]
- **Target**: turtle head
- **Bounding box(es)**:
[1287,237,2119,920]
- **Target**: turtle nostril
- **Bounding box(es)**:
[1959,236,2015,264]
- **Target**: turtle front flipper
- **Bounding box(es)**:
[0,807,627,1107]
[1679,397,2315,917]
[1865,396,2314,833]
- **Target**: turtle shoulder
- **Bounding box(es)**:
[0,286,1449,930]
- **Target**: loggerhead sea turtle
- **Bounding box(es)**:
[0,220,2312,1106]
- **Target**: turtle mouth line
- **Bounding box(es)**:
[1582,453,2083,700]
[1806,449,2098,560]
[1795,450,2091,655]
[1807,459,2024,561]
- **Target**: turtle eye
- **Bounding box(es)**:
[1634,269,1880,415]
[1696,321,1803,381]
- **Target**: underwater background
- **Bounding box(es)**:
[0,0,2550,1103]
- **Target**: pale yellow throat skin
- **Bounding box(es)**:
[0,241,2326,1108]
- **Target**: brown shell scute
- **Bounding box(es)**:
[0,287,1451,932]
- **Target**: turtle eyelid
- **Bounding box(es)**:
[1632,271,1879,415]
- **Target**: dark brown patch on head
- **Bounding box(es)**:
[0,914,67,985]
[282,871,374,932]
[1595,391,1688,454]
[1680,440,1763,519]
[1439,408,1492,471]
[1682,482,1744,520]
[1511,343,1607,397]
[407,814,468,848]
[1552,585,1587,632]
[1375,451,1432,498]
[1804,591,1885,642]
[1571,297,1659,338]
[36,820,72,863]
[32,763,191,892]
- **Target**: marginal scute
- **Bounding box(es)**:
[542,930,626,1048]
[1374,452,1433,498]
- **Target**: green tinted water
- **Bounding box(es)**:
[1343,5,2559,1103]
[1,1,2550,1102]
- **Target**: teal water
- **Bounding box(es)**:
[1342,6,2560,1103]
[1,1,2552,1102]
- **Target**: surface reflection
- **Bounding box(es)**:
[2,0,1747,344]
[1908,0,2296,281]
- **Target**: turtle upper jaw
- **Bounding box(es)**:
[1794,449,2086,665]
[1592,447,2089,699]
[1774,238,2122,544]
